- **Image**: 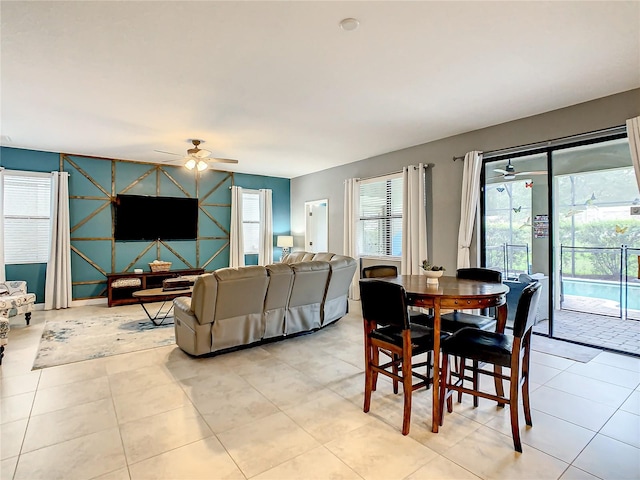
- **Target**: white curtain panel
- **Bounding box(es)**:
[229,186,245,268]
[627,116,640,192]
[457,151,483,269]
[401,164,428,275]
[343,178,360,300]
[45,172,72,310]
[0,168,5,282]
[258,188,273,266]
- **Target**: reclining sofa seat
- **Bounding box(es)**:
[174,266,270,356]
[287,261,330,334]
[264,263,294,339]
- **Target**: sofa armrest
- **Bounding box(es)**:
[3,281,27,295]
[173,296,202,325]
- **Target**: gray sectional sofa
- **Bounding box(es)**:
[173,252,357,356]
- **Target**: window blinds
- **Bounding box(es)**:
[3,173,51,264]
[242,191,260,254]
[359,174,403,256]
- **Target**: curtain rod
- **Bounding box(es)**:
[356,163,431,183]
[452,125,626,161]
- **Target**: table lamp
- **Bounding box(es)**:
[277,235,294,260]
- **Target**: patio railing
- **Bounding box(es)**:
[485,243,530,280]
[560,245,640,321]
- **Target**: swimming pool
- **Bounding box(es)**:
[562,278,640,310]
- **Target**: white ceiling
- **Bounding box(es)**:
[2,1,639,179]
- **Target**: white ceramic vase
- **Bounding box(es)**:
[421,269,444,284]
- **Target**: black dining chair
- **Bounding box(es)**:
[438,282,542,452]
[361,265,435,391]
[439,268,503,333]
[362,265,399,279]
[360,279,447,435]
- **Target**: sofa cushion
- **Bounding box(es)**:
[264,264,294,338]
[282,252,315,263]
[191,274,218,325]
[323,256,358,325]
[287,261,330,333]
[312,252,335,262]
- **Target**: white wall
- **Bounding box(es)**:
[290,89,640,272]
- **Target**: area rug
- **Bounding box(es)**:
[531,334,602,363]
[33,309,175,369]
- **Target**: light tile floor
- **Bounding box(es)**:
[1,302,639,480]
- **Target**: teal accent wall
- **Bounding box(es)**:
[1,147,291,303]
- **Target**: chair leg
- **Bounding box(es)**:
[392,353,399,394]
[457,357,465,403]
[425,351,432,390]
[401,345,413,435]
[494,364,506,407]
[509,366,522,453]
[439,353,450,426]
[372,347,380,391]
[25,312,31,326]
[510,339,523,453]
[522,333,533,427]
[363,336,374,414]
[472,360,479,407]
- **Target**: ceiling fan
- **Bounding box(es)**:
[492,159,545,180]
[154,139,239,171]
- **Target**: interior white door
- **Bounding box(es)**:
[305,199,328,252]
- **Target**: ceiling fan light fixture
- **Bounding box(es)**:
[196,159,208,171]
[184,158,197,170]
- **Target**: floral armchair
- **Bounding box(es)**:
[0,281,36,364]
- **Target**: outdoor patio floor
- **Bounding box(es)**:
[532,295,640,356]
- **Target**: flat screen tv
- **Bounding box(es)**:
[113,194,198,241]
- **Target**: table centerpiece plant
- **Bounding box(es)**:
[420,260,445,284]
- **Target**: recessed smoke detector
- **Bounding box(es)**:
[339,18,359,31]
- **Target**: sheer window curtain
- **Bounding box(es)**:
[627,116,640,191]
[401,164,427,275]
[229,186,245,268]
[344,178,360,300]
[258,189,273,266]
[45,172,72,310]
[0,168,5,282]
[457,151,483,269]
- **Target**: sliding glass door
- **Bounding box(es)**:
[482,152,550,327]
[553,139,640,322]
[481,133,640,354]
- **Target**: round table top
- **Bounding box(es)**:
[376,274,509,299]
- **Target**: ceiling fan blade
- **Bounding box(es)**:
[210,158,239,164]
[154,149,181,156]
[515,170,547,176]
[494,169,508,174]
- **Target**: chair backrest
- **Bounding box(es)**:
[359,279,410,330]
[457,268,502,283]
[512,282,543,338]
[362,265,398,278]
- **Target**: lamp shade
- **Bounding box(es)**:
[277,235,294,248]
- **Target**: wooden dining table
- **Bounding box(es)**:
[377,274,509,433]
